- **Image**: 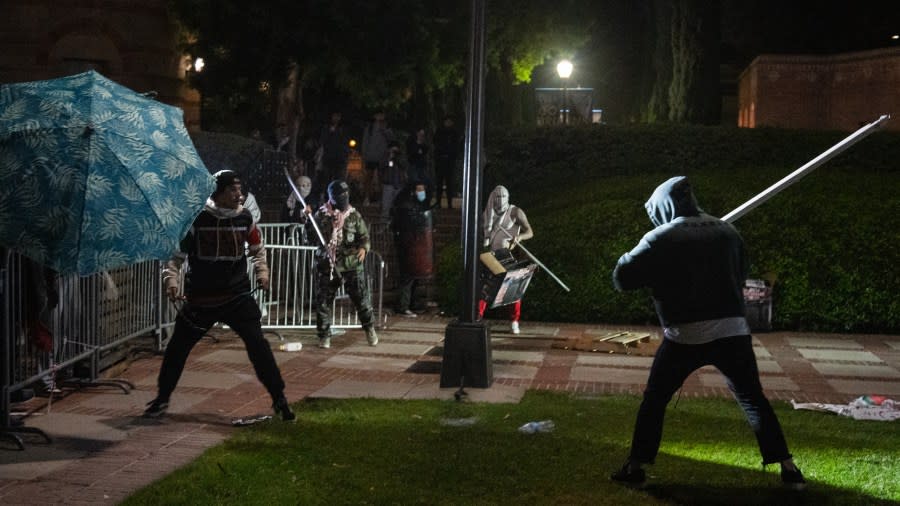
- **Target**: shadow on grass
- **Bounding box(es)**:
[638,454,895,506]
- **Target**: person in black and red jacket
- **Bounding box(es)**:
[143,170,294,422]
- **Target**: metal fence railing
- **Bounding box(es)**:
[1,251,166,449]
[254,224,385,332]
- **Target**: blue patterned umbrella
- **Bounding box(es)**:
[0,70,215,275]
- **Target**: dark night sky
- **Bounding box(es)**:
[722,0,900,65]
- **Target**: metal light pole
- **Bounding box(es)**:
[557,59,573,125]
[441,0,492,390]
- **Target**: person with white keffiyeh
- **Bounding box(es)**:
[478,185,533,334]
[312,180,377,349]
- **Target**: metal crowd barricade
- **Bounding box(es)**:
[367,219,397,289]
[1,250,171,450]
[254,223,385,332]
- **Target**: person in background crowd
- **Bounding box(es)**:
[312,180,378,349]
[242,191,261,224]
[380,141,407,220]
[406,127,428,184]
[144,170,294,422]
[433,116,460,209]
[315,112,349,202]
[391,180,433,317]
[282,175,317,245]
[478,185,533,334]
[609,176,805,490]
[299,134,320,177]
[273,123,291,152]
[361,111,393,206]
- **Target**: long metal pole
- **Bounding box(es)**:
[460,0,487,323]
[497,227,570,292]
[283,167,327,247]
[722,114,890,223]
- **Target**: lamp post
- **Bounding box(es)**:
[556,59,573,125]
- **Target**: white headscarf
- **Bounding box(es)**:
[286,176,312,209]
[482,185,511,245]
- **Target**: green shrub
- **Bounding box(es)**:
[436,124,900,333]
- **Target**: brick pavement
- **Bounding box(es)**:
[1,314,898,504]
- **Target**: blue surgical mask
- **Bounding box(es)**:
[416,191,426,202]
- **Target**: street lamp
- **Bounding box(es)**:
[556,59,573,124]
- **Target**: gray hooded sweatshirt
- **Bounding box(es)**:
[613,176,750,344]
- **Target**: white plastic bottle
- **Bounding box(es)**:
[518,420,555,434]
[279,342,302,352]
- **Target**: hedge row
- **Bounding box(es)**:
[437,124,900,334]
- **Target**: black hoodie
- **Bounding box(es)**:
[613,176,749,335]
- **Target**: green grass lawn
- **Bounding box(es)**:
[123,391,899,505]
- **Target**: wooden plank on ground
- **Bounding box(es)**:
[552,331,657,355]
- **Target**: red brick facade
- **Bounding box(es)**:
[738,47,900,131]
[0,0,200,130]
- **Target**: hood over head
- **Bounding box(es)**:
[644,176,702,227]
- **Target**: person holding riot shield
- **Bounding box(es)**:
[391,180,434,317]
[478,185,533,334]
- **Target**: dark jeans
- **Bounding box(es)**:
[156,295,285,403]
[396,272,418,312]
[629,335,791,466]
[315,266,374,338]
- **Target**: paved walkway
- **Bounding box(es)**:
[1,315,898,504]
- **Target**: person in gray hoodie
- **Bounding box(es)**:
[610,176,805,490]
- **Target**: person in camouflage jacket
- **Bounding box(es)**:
[313,180,377,348]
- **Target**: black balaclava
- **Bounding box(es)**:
[328,179,351,211]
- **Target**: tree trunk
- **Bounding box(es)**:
[642,0,672,122]
[275,62,307,163]
[668,0,720,123]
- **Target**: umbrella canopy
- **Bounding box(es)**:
[0,70,215,275]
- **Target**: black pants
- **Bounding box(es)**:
[315,266,374,338]
[396,272,419,312]
[629,335,791,466]
[156,295,285,403]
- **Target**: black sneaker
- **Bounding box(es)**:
[610,461,646,486]
[781,466,807,491]
[273,396,296,422]
[143,398,169,419]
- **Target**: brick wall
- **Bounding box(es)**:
[0,0,200,130]
[738,47,900,131]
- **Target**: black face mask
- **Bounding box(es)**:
[332,194,350,211]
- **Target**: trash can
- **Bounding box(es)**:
[743,279,773,332]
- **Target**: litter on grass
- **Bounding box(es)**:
[440,417,479,427]
[791,395,900,421]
